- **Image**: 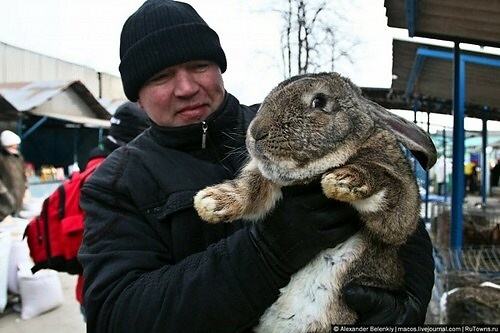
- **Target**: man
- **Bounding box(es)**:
[79,1,434,332]
[0,130,26,221]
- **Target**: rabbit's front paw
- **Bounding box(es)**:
[321,167,371,202]
[194,184,245,223]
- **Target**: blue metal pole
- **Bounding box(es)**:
[16,117,23,137]
[21,116,48,140]
[481,106,488,205]
[451,43,465,250]
[462,54,500,68]
[416,48,453,61]
[405,54,424,99]
[98,128,104,149]
[424,111,430,222]
[405,0,417,37]
[412,98,419,172]
[417,47,500,68]
[443,128,447,200]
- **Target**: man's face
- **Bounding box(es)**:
[5,144,19,155]
[138,60,225,127]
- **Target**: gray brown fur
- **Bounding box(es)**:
[194,72,436,331]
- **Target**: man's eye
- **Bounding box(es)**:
[149,72,173,83]
[194,63,209,71]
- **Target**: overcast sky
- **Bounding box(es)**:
[0,0,397,103]
[1,0,499,132]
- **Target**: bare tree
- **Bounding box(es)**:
[278,0,358,78]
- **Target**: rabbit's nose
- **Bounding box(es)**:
[250,117,271,141]
[251,125,269,141]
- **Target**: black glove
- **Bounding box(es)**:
[342,221,434,325]
[249,182,361,277]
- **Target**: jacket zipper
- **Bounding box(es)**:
[200,119,235,175]
[201,121,208,149]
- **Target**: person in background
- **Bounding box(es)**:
[490,158,500,188]
[86,102,151,163]
[0,130,26,221]
[464,160,478,194]
[75,102,150,316]
[79,1,435,332]
[434,155,447,196]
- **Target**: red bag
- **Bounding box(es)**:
[24,157,104,274]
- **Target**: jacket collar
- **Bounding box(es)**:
[147,92,244,152]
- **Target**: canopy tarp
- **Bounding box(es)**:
[0,80,110,128]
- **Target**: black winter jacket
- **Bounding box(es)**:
[79,94,290,333]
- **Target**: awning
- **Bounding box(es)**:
[360,40,500,121]
[0,80,111,128]
[384,0,500,48]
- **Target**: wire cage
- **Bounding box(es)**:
[430,202,500,248]
[427,202,500,324]
[429,246,500,324]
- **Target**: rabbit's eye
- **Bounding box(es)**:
[311,94,327,110]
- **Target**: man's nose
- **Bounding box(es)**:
[173,70,199,98]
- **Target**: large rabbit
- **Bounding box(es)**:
[194,72,437,332]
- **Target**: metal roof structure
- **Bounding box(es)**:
[0,80,111,128]
[384,0,500,250]
[361,39,500,121]
[384,0,500,48]
[392,39,500,118]
[361,87,500,122]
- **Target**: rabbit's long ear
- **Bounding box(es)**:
[365,99,437,170]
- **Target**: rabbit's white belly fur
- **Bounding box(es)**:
[255,233,366,333]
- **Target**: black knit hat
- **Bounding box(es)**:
[109,102,150,144]
[119,0,227,101]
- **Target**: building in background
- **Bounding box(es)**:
[0,41,127,173]
[0,41,125,100]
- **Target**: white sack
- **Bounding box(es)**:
[0,231,12,312]
[7,239,32,294]
[18,265,63,320]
